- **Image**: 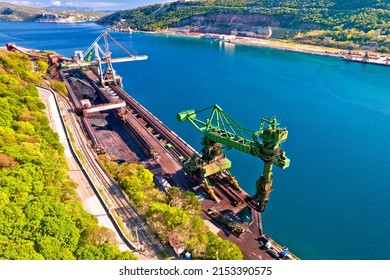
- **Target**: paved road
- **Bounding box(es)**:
[38,86,129,252]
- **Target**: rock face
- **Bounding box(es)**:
[179,14,276,28]
[175,13,296,37]
[30,13,83,22]
[175,13,297,33]
[32,13,59,21]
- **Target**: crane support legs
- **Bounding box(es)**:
[203,177,220,202]
[246,161,273,212]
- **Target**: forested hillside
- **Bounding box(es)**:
[99,0,390,32]
[0,50,137,260]
[98,0,390,52]
[0,2,104,21]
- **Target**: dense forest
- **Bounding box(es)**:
[0,50,137,260]
[98,0,390,52]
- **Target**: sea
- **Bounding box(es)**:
[1,21,389,260]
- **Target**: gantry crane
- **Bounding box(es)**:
[67,30,147,86]
[177,104,290,212]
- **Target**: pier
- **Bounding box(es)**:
[343,52,390,66]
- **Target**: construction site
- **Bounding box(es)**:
[6,31,298,260]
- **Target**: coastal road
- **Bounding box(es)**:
[37,86,129,252]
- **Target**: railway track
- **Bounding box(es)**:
[109,83,196,160]
[84,68,196,163]
[83,70,159,159]
[82,70,249,209]
[56,93,172,259]
[213,175,244,207]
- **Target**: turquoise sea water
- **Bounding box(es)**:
[1,22,389,260]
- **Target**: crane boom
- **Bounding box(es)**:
[177,104,290,212]
[66,30,148,86]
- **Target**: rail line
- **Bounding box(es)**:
[83,68,196,162]
[57,93,171,259]
[83,69,251,210]
[83,70,159,159]
[213,175,244,207]
[110,83,196,160]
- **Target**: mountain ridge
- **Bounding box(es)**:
[0,2,106,21]
[97,0,390,52]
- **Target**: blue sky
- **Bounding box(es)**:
[8,0,164,10]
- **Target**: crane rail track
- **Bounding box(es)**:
[110,84,196,160]
[82,69,249,212]
[83,68,197,163]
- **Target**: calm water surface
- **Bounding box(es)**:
[1,22,389,260]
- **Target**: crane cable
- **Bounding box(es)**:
[106,32,136,58]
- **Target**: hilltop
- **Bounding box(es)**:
[97,0,390,53]
[0,2,106,22]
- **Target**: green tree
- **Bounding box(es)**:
[35,236,75,260]
[75,245,105,260]
[36,59,49,74]
[0,237,44,260]
[205,232,243,260]
[84,227,117,246]
[167,187,201,213]
[63,200,98,239]
[0,204,28,239]
[0,189,9,210]
[116,250,138,260]
[0,98,13,127]
[148,202,190,231]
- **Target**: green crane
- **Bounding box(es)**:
[177,104,290,212]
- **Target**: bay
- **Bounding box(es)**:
[1,22,389,260]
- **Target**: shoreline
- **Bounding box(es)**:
[145,30,390,65]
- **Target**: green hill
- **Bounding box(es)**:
[98,0,390,32]
[0,2,105,21]
[97,0,390,52]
